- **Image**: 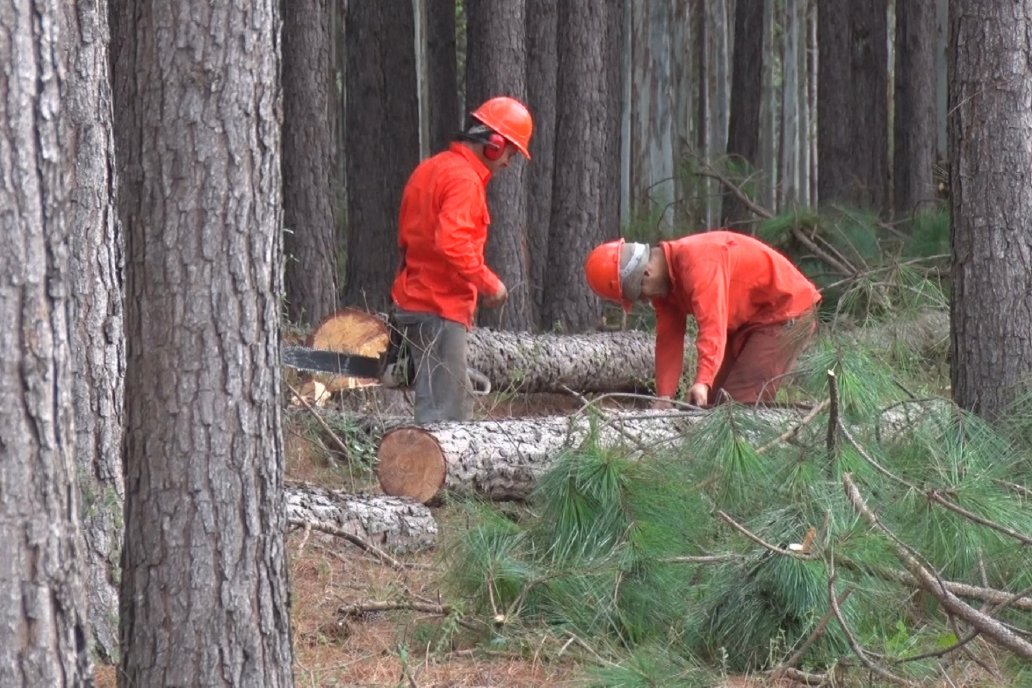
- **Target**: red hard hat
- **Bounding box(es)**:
[471,97,533,160]
[584,239,631,310]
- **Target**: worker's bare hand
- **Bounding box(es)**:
[483,283,508,308]
[688,383,710,407]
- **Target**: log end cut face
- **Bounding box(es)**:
[307,308,390,391]
[376,427,446,503]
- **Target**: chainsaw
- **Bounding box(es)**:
[281,328,491,394]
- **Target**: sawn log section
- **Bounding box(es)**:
[303,309,662,394]
[376,408,804,502]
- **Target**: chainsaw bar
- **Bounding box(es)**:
[281,346,386,378]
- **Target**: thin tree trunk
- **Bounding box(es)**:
[112,2,294,684]
[525,0,558,325]
[893,0,938,218]
[426,0,460,155]
[0,0,92,681]
[724,0,764,230]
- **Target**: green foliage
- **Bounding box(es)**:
[796,339,901,420]
[901,208,951,259]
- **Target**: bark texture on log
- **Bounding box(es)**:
[299,310,668,395]
[285,484,437,554]
[376,408,802,502]
[467,328,658,393]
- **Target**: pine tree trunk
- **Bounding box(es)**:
[286,485,437,554]
[343,1,419,312]
[465,0,533,331]
[950,0,1032,419]
[525,0,558,324]
[0,0,92,681]
[63,0,125,664]
[426,0,460,154]
[817,0,889,209]
[112,2,294,684]
[542,0,624,332]
[283,0,339,325]
[893,0,939,217]
[375,409,803,502]
[724,0,764,229]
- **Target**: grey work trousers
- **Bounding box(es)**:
[393,309,473,424]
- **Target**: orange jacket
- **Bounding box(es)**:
[651,231,820,396]
[391,144,504,328]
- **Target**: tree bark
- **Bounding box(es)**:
[949,0,1032,419]
[723,0,764,230]
[0,0,93,681]
[111,2,294,685]
[817,0,889,210]
[375,409,803,502]
[301,309,662,394]
[893,0,939,218]
[63,0,125,665]
[525,0,558,324]
[343,1,420,313]
[285,485,437,554]
[465,0,533,331]
[283,0,339,326]
[426,0,460,155]
[542,0,624,332]
[467,327,655,393]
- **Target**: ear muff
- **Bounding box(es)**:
[483,132,506,161]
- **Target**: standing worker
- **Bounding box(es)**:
[391,96,533,423]
[584,231,821,407]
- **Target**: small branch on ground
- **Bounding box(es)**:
[288,517,406,570]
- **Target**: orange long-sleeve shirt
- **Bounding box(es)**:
[391,144,504,328]
[651,231,821,397]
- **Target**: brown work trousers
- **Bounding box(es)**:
[709,308,817,405]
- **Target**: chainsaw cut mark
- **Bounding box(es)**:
[375,427,446,504]
[307,308,391,391]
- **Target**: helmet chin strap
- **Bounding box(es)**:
[619,243,649,282]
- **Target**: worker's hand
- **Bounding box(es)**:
[483,283,508,308]
[688,383,710,407]
[652,396,673,410]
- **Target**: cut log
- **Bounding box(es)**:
[375,408,804,502]
[305,307,391,392]
[301,309,665,394]
[284,483,437,554]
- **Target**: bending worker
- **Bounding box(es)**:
[584,231,821,407]
[391,96,533,423]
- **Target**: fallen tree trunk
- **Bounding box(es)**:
[284,483,437,554]
[299,309,667,394]
[375,408,805,502]
[466,328,658,393]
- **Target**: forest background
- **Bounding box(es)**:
[3,0,1032,686]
